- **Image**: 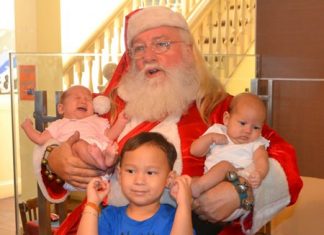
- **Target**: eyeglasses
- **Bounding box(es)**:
[129,40,185,59]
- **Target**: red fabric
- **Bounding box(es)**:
[218,223,244,235]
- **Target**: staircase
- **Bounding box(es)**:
[62,0,256,92]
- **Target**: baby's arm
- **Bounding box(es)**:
[190,133,228,157]
[77,177,110,235]
[21,118,52,145]
[248,145,269,188]
[105,110,129,141]
[170,175,193,235]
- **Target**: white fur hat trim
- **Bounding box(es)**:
[93,95,111,115]
[127,6,189,48]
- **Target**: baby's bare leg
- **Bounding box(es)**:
[103,141,119,168]
[73,140,106,170]
[191,161,236,198]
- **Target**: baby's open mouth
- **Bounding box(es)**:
[77,107,87,112]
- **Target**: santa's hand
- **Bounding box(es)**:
[192,181,240,222]
[47,131,104,189]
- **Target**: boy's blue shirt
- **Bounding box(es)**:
[98,203,195,235]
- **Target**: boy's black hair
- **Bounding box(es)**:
[120,132,177,170]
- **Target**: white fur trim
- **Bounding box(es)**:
[93,95,111,115]
[33,139,69,203]
[127,6,189,48]
[243,158,290,234]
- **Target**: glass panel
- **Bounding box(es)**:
[9,52,258,233]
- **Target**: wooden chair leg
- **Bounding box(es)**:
[55,201,67,224]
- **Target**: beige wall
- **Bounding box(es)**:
[14,0,62,200]
[0,94,17,198]
[15,0,62,53]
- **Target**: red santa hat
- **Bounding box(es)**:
[103,6,189,97]
[126,6,190,48]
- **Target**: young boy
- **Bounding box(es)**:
[21,85,128,189]
[190,93,270,220]
[77,132,194,235]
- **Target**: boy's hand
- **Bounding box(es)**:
[170,175,192,207]
[86,177,110,205]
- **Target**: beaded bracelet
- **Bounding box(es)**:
[85,201,101,214]
[225,171,254,211]
[41,144,62,183]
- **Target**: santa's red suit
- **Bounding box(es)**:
[33,6,302,235]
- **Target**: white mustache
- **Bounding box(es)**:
[141,63,165,74]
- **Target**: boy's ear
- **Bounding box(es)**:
[223,111,230,125]
[116,166,121,183]
[166,171,177,188]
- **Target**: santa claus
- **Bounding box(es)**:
[33,6,302,235]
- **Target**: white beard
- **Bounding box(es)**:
[117,61,199,121]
